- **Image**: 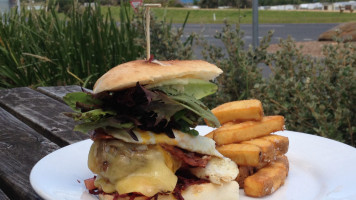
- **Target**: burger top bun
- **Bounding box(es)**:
[93,60,223,94]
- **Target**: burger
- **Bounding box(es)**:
[63,60,240,200]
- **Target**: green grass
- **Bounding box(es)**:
[0,5,143,88]
[102,7,356,24]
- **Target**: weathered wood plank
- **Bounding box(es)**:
[0,188,10,200]
[37,85,85,103]
[0,87,89,146]
[0,107,59,200]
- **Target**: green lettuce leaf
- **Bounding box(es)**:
[143,91,184,125]
[173,110,199,136]
[74,117,133,133]
[146,78,218,99]
[63,92,102,112]
[63,80,220,136]
[148,78,220,127]
[169,94,220,128]
[64,109,116,122]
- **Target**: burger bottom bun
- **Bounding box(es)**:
[98,181,239,200]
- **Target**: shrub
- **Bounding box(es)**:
[199,22,272,108]
[201,23,356,147]
[253,38,356,146]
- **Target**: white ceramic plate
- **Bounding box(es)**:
[30,126,356,200]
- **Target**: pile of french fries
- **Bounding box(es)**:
[206,99,289,197]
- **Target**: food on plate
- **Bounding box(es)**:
[244,155,289,197]
[235,166,254,188]
[207,100,289,197]
[213,116,285,145]
[241,138,276,163]
[204,130,215,139]
[211,99,264,124]
[217,143,262,166]
[63,60,240,200]
[99,182,240,200]
[259,134,289,155]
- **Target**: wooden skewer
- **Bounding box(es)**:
[144,4,161,61]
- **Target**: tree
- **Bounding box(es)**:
[199,0,219,8]
[199,0,251,8]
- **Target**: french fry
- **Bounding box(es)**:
[255,160,269,170]
[241,138,276,163]
[236,166,255,188]
[213,116,285,145]
[216,143,262,166]
[244,155,289,197]
[275,155,289,175]
[204,131,215,139]
[259,134,289,155]
[211,99,264,124]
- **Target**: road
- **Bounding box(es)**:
[175,23,339,77]
[176,23,338,54]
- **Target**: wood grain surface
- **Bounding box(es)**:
[0,107,59,200]
[0,188,10,200]
[0,87,88,146]
[37,85,84,103]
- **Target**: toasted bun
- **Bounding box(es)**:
[98,181,239,200]
[93,60,223,94]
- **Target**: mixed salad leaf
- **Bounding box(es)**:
[63,79,220,138]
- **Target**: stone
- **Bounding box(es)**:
[318,22,356,42]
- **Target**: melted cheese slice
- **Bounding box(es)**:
[105,128,223,158]
[88,139,180,197]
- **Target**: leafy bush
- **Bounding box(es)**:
[201,23,356,147]
[199,22,271,108]
[253,38,355,146]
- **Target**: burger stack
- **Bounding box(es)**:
[63,60,241,200]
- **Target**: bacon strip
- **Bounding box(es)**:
[90,129,114,141]
[160,144,211,168]
[172,171,210,200]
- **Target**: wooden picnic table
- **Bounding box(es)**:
[0,86,88,200]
